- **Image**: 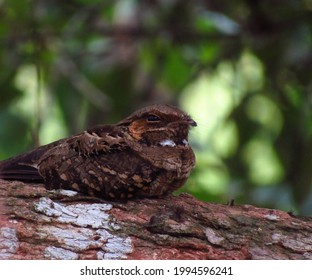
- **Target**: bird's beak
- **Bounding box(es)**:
[189,119,197,127]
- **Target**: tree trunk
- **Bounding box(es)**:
[1,179,312,260]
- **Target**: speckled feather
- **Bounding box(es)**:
[0,105,196,199]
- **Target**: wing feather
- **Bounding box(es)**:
[0,125,126,182]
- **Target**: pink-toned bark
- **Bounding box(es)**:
[1,179,312,260]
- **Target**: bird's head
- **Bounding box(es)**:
[118,104,196,147]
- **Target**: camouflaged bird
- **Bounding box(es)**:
[0,105,196,199]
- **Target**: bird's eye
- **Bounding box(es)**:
[146,114,161,122]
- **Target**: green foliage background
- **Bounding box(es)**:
[1,0,312,214]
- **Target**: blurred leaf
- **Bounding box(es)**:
[161,49,192,91]
[0,109,32,158]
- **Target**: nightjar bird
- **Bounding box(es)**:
[0,105,196,199]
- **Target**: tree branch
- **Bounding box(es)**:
[1,179,311,260]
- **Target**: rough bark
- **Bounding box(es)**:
[1,179,312,260]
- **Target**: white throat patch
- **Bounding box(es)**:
[159,139,176,147]
[159,139,189,147]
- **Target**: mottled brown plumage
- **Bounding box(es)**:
[0,104,196,199]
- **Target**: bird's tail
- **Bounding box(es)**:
[0,153,43,182]
[0,140,63,183]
